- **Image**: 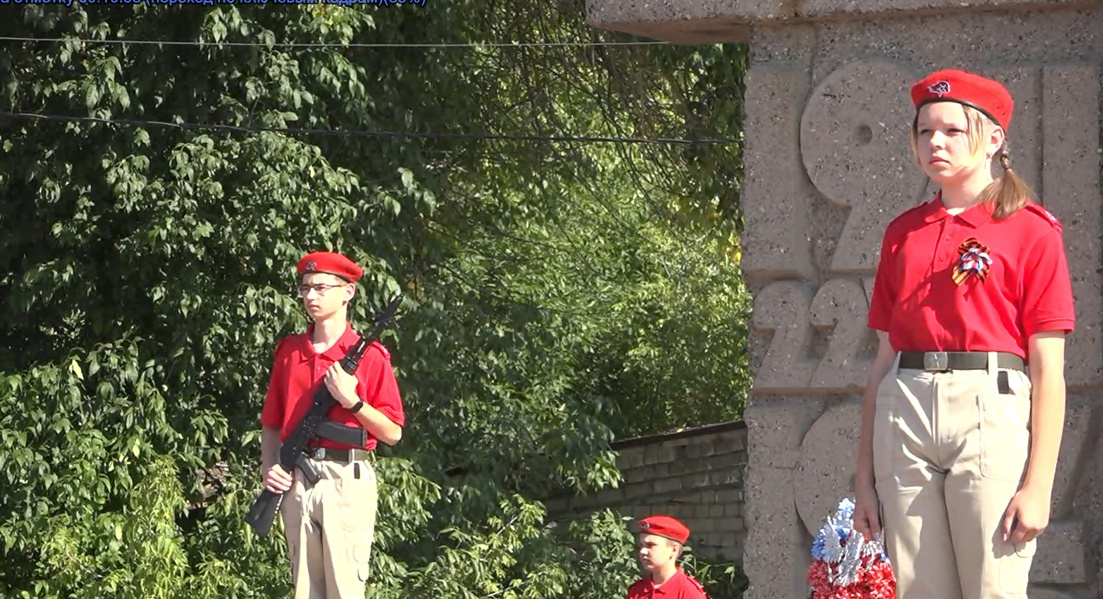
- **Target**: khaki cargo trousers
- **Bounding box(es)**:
[280,456,378,599]
[874,352,1035,598]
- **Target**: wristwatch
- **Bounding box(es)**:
[348,400,364,414]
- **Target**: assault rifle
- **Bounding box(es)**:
[245,295,403,536]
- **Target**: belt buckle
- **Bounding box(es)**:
[924,351,948,371]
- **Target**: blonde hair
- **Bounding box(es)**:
[910,104,1034,219]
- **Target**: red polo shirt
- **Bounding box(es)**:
[260,324,404,450]
[625,570,707,599]
[868,194,1075,358]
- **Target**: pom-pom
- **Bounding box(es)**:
[807,498,897,599]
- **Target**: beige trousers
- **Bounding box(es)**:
[874,352,1035,599]
[280,457,378,599]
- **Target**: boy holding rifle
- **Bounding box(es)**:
[259,251,405,599]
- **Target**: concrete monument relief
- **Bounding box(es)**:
[587,2,1102,598]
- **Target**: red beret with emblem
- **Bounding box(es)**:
[297,251,363,283]
[911,69,1014,130]
[638,515,690,544]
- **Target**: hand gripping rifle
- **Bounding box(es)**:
[245,294,403,536]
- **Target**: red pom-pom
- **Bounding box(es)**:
[807,561,831,598]
[808,556,896,599]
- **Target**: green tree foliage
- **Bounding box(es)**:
[0,4,749,597]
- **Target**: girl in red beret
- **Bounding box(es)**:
[852,69,1074,598]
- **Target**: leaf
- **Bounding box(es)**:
[84,83,101,110]
[68,359,83,381]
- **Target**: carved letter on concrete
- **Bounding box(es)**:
[800,60,927,274]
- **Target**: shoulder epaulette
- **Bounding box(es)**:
[273,336,293,356]
[362,339,390,360]
[1023,202,1062,231]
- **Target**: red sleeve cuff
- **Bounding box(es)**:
[1024,318,1075,338]
[867,313,891,332]
[260,411,282,428]
[375,405,405,427]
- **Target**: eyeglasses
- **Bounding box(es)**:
[296,283,347,297]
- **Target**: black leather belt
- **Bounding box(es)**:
[899,351,1025,372]
[305,447,373,462]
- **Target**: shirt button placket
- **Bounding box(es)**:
[941,221,956,262]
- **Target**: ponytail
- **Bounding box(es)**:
[979,143,1033,220]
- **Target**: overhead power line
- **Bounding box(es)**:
[0,111,737,146]
[0,35,670,49]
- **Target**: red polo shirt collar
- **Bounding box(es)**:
[626,569,706,598]
[642,570,683,596]
[919,192,995,228]
[296,323,360,363]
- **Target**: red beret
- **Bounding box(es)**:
[297,251,363,283]
[638,515,690,544]
[911,69,1014,130]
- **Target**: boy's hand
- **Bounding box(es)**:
[324,362,360,408]
[264,464,294,493]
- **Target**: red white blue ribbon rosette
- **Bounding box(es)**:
[807,498,896,599]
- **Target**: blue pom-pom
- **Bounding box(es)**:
[836,527,849,545]
[811,536,827,561]
[837,498,855,522]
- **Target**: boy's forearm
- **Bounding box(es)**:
[351,405,403,446]
[262,426,282,472]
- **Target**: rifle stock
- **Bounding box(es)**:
[244,489,284,537]
[245,295,402,536]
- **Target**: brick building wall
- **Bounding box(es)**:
[545,421,748,562]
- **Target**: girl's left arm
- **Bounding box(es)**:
[1025,331,1066,494]
[1003,331,1066,544]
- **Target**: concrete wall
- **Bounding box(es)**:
[546,422,748,562]
[586,2,1103,598]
